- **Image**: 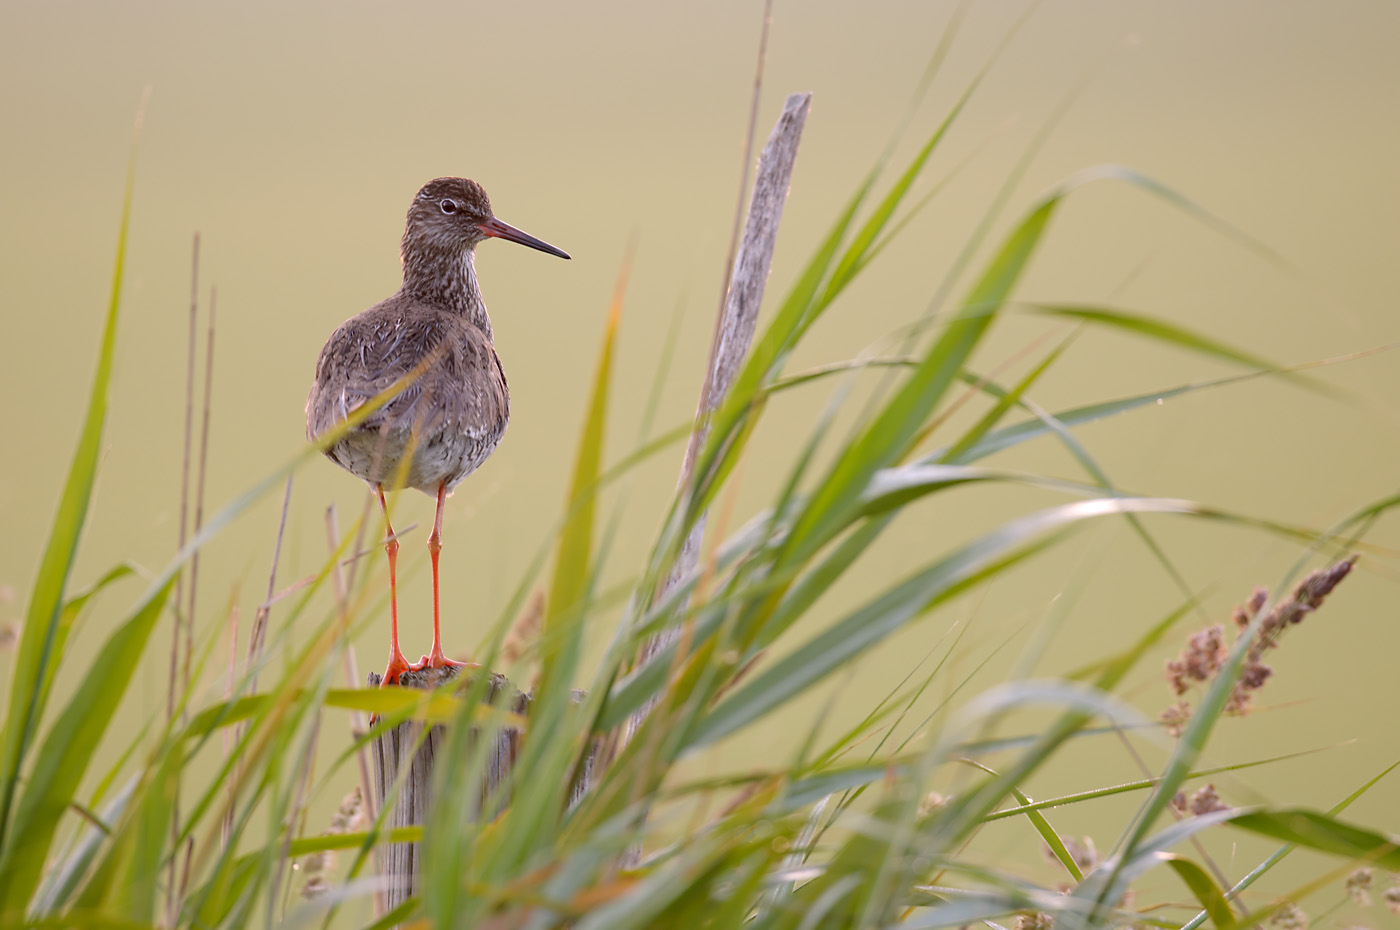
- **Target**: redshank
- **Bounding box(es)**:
[306,177,570,685]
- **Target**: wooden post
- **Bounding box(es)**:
[368,668,591,914]
[367,666,526,912]
[635,91,813,690]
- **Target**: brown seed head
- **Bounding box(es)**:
[1015,912,1054,930]
[1346,867,1373,906]
[1187,783,1229,816]
[1271,902,1308,930]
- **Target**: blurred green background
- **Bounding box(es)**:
[2,0,1397,891]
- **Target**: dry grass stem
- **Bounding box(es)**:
[221,598,238,853]
[324,505,380,843]
[165,230,199,928]
[184,283,217,703]
[170,232,199,723]
[247,476,295,693]
[501,590,545,668]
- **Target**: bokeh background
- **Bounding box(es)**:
[3,0,1398,909]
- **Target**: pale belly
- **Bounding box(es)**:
[324,418,507,493]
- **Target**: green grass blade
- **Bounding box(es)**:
[1068,808,1239,926]
[962,755,1084,883]
[1016,788,1082,882]
[73,746,179,924]
[980,745,1336,823]
[688,497,1198,750]
[540,265,625,708]
[1163,854,1235,928]
[942,338,1071,463]
[0,577,174,915]
[33,565,137,739]
[0,136,138,856]
[1225,808,1400,869]
[1022,303,1323,388]
[945,368,1279,465]
[819,86,969,308]
[780,196,1059,569]
[686,181,872,524]
[30,775,138,916]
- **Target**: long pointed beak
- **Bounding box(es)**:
[478,217,571,260]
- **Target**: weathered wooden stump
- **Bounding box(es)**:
[367,666,529,912]
[367,666,592,914]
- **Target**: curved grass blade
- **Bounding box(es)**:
[0,133,139,858]
[961,757,1084,883]
[942,338,1071,463]
[1016,786,1081,883]
[778,196,1059,570]
[0,577,175,915]
[1067,807,1240,929]
[895,889,1072,930]
[687,497,1199,751]
[942,353,1357,467]
[1163,854,1235,929]
[1022,303,1332,395]
[31,565,137,739]
[424,273,630,926]
[539,254,627,710]
[1225,807,1400,869]
[980,745,1338,823]
[686,186,868,525]
[817,28,995,308]
[29,775,138,916]
[72,744,180,924]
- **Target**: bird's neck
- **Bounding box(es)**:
[400,244,493,338]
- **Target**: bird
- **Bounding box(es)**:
[307,177,570,686]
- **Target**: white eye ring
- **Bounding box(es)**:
[440,200,457,215]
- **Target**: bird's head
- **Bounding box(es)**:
[404,177,570,260]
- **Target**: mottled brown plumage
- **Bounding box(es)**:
[307,301,510,493]
[306,177,569,683]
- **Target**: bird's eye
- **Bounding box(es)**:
[439,200,457,215]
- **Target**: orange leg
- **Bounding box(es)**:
[377,486,411,686]
[424,483,464,670]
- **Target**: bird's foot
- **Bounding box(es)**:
[429,651,467,670]
[380,652,413,687]
[412,649,468,671]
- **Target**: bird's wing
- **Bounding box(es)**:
[306,302,508,443]
[307,307,440,439]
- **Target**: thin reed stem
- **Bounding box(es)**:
[166,230,198,928]
[247,476,294,692]
[325,506,381,856]
[185,284,217,701]
[220,599,238,854]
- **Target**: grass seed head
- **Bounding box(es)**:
[1163,558,1355,732]
[1346,868,1374,907]
[1384,879,1400,916]
[1015,912,1054,930]
[1271,902,1308,930]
